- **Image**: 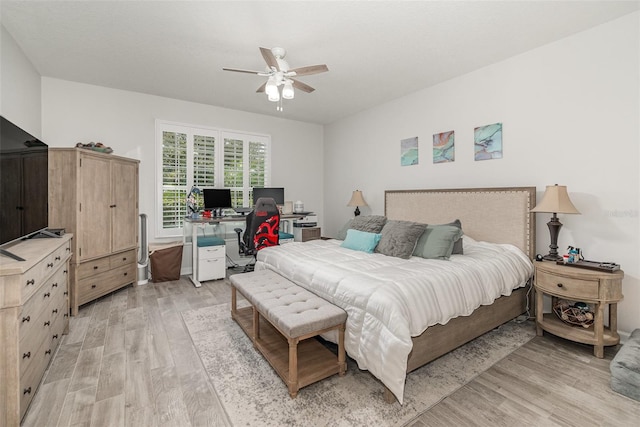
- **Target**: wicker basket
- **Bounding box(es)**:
[553,299,594,328]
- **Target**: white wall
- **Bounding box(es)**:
[0,24,41,136]
[323,12,640,336]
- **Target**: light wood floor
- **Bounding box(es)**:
[22,275,639,427]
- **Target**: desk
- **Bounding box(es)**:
[184,214,310,287]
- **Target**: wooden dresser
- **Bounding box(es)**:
[0,234,72,426]
[49,148,139,315]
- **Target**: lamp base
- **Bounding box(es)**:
[544,213,563,261]
[354,207,360,216]
[542,253,562,262]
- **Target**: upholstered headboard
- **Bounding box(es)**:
[384,187,536,258]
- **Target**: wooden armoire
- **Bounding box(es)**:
[49,148,139,315]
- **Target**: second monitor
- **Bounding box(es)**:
[203,188,232,209]
[252,187,284,205]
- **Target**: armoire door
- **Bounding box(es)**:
[111,160,138,252]
[78,154,112,260]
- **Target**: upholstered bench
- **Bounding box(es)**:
[230,269,347,398]
[610,328,640,401]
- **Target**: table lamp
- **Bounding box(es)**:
[347,190,367,216]
[531,184,580,261]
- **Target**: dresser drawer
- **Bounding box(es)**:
[19,340,51,420]
[77,257,111,279]
[77,263,136,306]
[110,249,136,268]
[19,267,64,342]
[535,269,599,300]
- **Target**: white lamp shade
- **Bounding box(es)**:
[265,77,278,96]
[282,81,294,99]
[267,89,280,102]
[531,185,580,214]
[347,190,367,207]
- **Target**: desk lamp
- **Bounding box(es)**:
[531,184,580,261]
[347,190,367,216]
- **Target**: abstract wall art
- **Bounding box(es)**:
[433,130,455,163]
[400,136,419,166]
[474,122,503,161]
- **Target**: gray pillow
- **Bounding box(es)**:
[448,219,464,255]
[336,219,353,240]
[351,215,387,234]
[412,224,464,260]
[375,220,427,259]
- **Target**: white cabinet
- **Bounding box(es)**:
[197,245,225,281]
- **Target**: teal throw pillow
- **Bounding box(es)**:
[341,229,382,253]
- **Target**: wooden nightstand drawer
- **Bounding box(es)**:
[535,269,598,300]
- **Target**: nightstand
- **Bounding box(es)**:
[534,261,624,358]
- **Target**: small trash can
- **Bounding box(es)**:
[149,241,183,282]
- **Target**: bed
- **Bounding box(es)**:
[255,186,536,404]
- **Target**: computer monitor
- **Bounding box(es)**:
[203,188,232,209]
[252,187,285,205]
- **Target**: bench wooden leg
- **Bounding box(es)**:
[288,337,299,398]
[252,306,260,345]
[231,286,237,319]
[338,324,346,376]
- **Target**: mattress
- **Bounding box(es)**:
[255,236,533,403]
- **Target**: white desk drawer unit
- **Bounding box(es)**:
[197,244,226,281]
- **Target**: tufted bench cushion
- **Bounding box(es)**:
[230,269,347,398]
[232,269,347,338]
[610,328,640,401]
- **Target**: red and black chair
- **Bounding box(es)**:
[234,197,280,271]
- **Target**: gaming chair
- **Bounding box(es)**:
[234,197,280,271]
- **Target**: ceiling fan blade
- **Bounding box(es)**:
[260,47,279,71]
[289,64,329,77]
[222,67,264,75]
[256,82,267,93]
[291,79,315,93]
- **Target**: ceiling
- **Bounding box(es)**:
[2,1,638,125]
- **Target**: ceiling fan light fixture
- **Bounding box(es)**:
[267,89,280,102]
[282,81,294,99]
[265,76,278,96]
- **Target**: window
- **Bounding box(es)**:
[156,121,270,237]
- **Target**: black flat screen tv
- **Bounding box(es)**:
[0,116,49,251]
[252,187,285,205]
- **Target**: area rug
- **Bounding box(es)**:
[182,303,535,427]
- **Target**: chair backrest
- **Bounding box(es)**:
[243,197,280,253]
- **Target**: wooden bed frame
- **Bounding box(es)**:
[382,186,536,402]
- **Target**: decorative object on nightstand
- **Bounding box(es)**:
[534,261,623,358]
[347,190,367,217]
[531,184,580,261]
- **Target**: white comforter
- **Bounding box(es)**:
[255,237,533,404]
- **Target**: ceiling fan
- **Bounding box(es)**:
[223,47,328,107]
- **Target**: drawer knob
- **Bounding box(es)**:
[52,308,58,314]
[66,247,71,251]
[52,282,58,288]
[22,316,30,323]
[91,284,97,289]
[44,292,51,298]
[557,283,564,288]
[64,270,68,274]
[64,291,68,296]
[44,321,50,327]
[45,349,52,355]
[55,256,61,261]
[93,265,99,270]
[53,334,58,339]
[23,387,32,395]
[124,272,128,276]
[26,279,35,286]
[123,257,127,261]
[47,262,54,268]
[64,314,69,318]
[23,352,31,359]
